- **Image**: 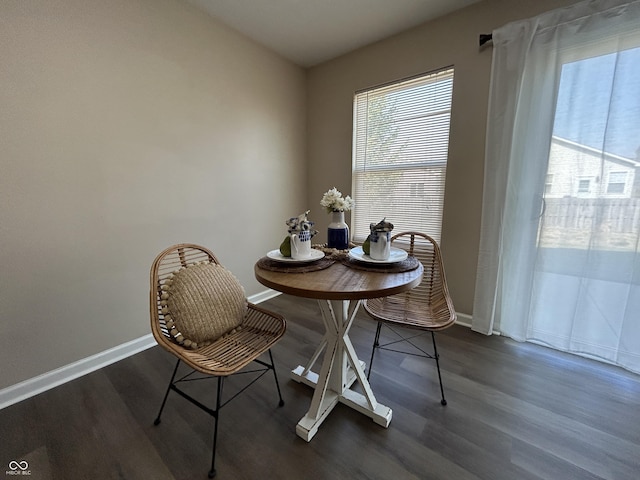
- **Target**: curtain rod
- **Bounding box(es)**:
[479,33,493,46]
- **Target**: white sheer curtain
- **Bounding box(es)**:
[473,0,640,373]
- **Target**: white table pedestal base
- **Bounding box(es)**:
[291,299,393,442]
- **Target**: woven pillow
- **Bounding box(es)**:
[161,262,247,349]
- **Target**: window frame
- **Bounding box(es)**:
[350,67,454,244]
[606,170,628,195]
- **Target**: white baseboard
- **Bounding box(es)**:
[0,334,157,411]
[0,290,280,411]
[0,289,475,411]
[455,312,472,328]
[454,312,500,335]
[248,288,281,304]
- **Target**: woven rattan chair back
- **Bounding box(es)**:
[365,232,455,330]
[364,232,455,405]
[150,243,286,376]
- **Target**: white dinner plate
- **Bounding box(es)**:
[266,249,325,263]
[348,246,408,264]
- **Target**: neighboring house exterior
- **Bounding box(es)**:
[540,137,640,250]
[545,136,640,199]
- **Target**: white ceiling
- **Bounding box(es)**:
[186,0,482,67]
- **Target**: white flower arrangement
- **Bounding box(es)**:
[320,187,354,213]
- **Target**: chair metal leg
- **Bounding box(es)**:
[268,349,285,407]
[209,377,223,479]
[431,332,447,406]
[367,322,383,381]
[154,359,180,425]
[156,352,284,478]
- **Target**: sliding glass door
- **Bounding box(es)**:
[472,1,640,374]
[530,45,640,369]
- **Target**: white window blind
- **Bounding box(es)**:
[351,67,454,244]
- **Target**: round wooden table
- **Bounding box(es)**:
[255,257,423,441]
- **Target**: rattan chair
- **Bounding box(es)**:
[364,232,456,406]
[150,244,286,478]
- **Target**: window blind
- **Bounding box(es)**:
[351,67,454,244]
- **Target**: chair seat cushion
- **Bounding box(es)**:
[161,262,247,349]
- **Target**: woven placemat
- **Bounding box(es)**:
[341,255,421,273]
[256,255,336,273]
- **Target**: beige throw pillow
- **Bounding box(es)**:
[161,262,247,349]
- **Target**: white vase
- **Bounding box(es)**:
[327,210,349,250]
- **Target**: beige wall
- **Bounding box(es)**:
[306,0,580,315]
[0,0,584,392]
[0,0,306,389]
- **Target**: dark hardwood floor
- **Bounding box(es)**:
[2,294,639,479]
